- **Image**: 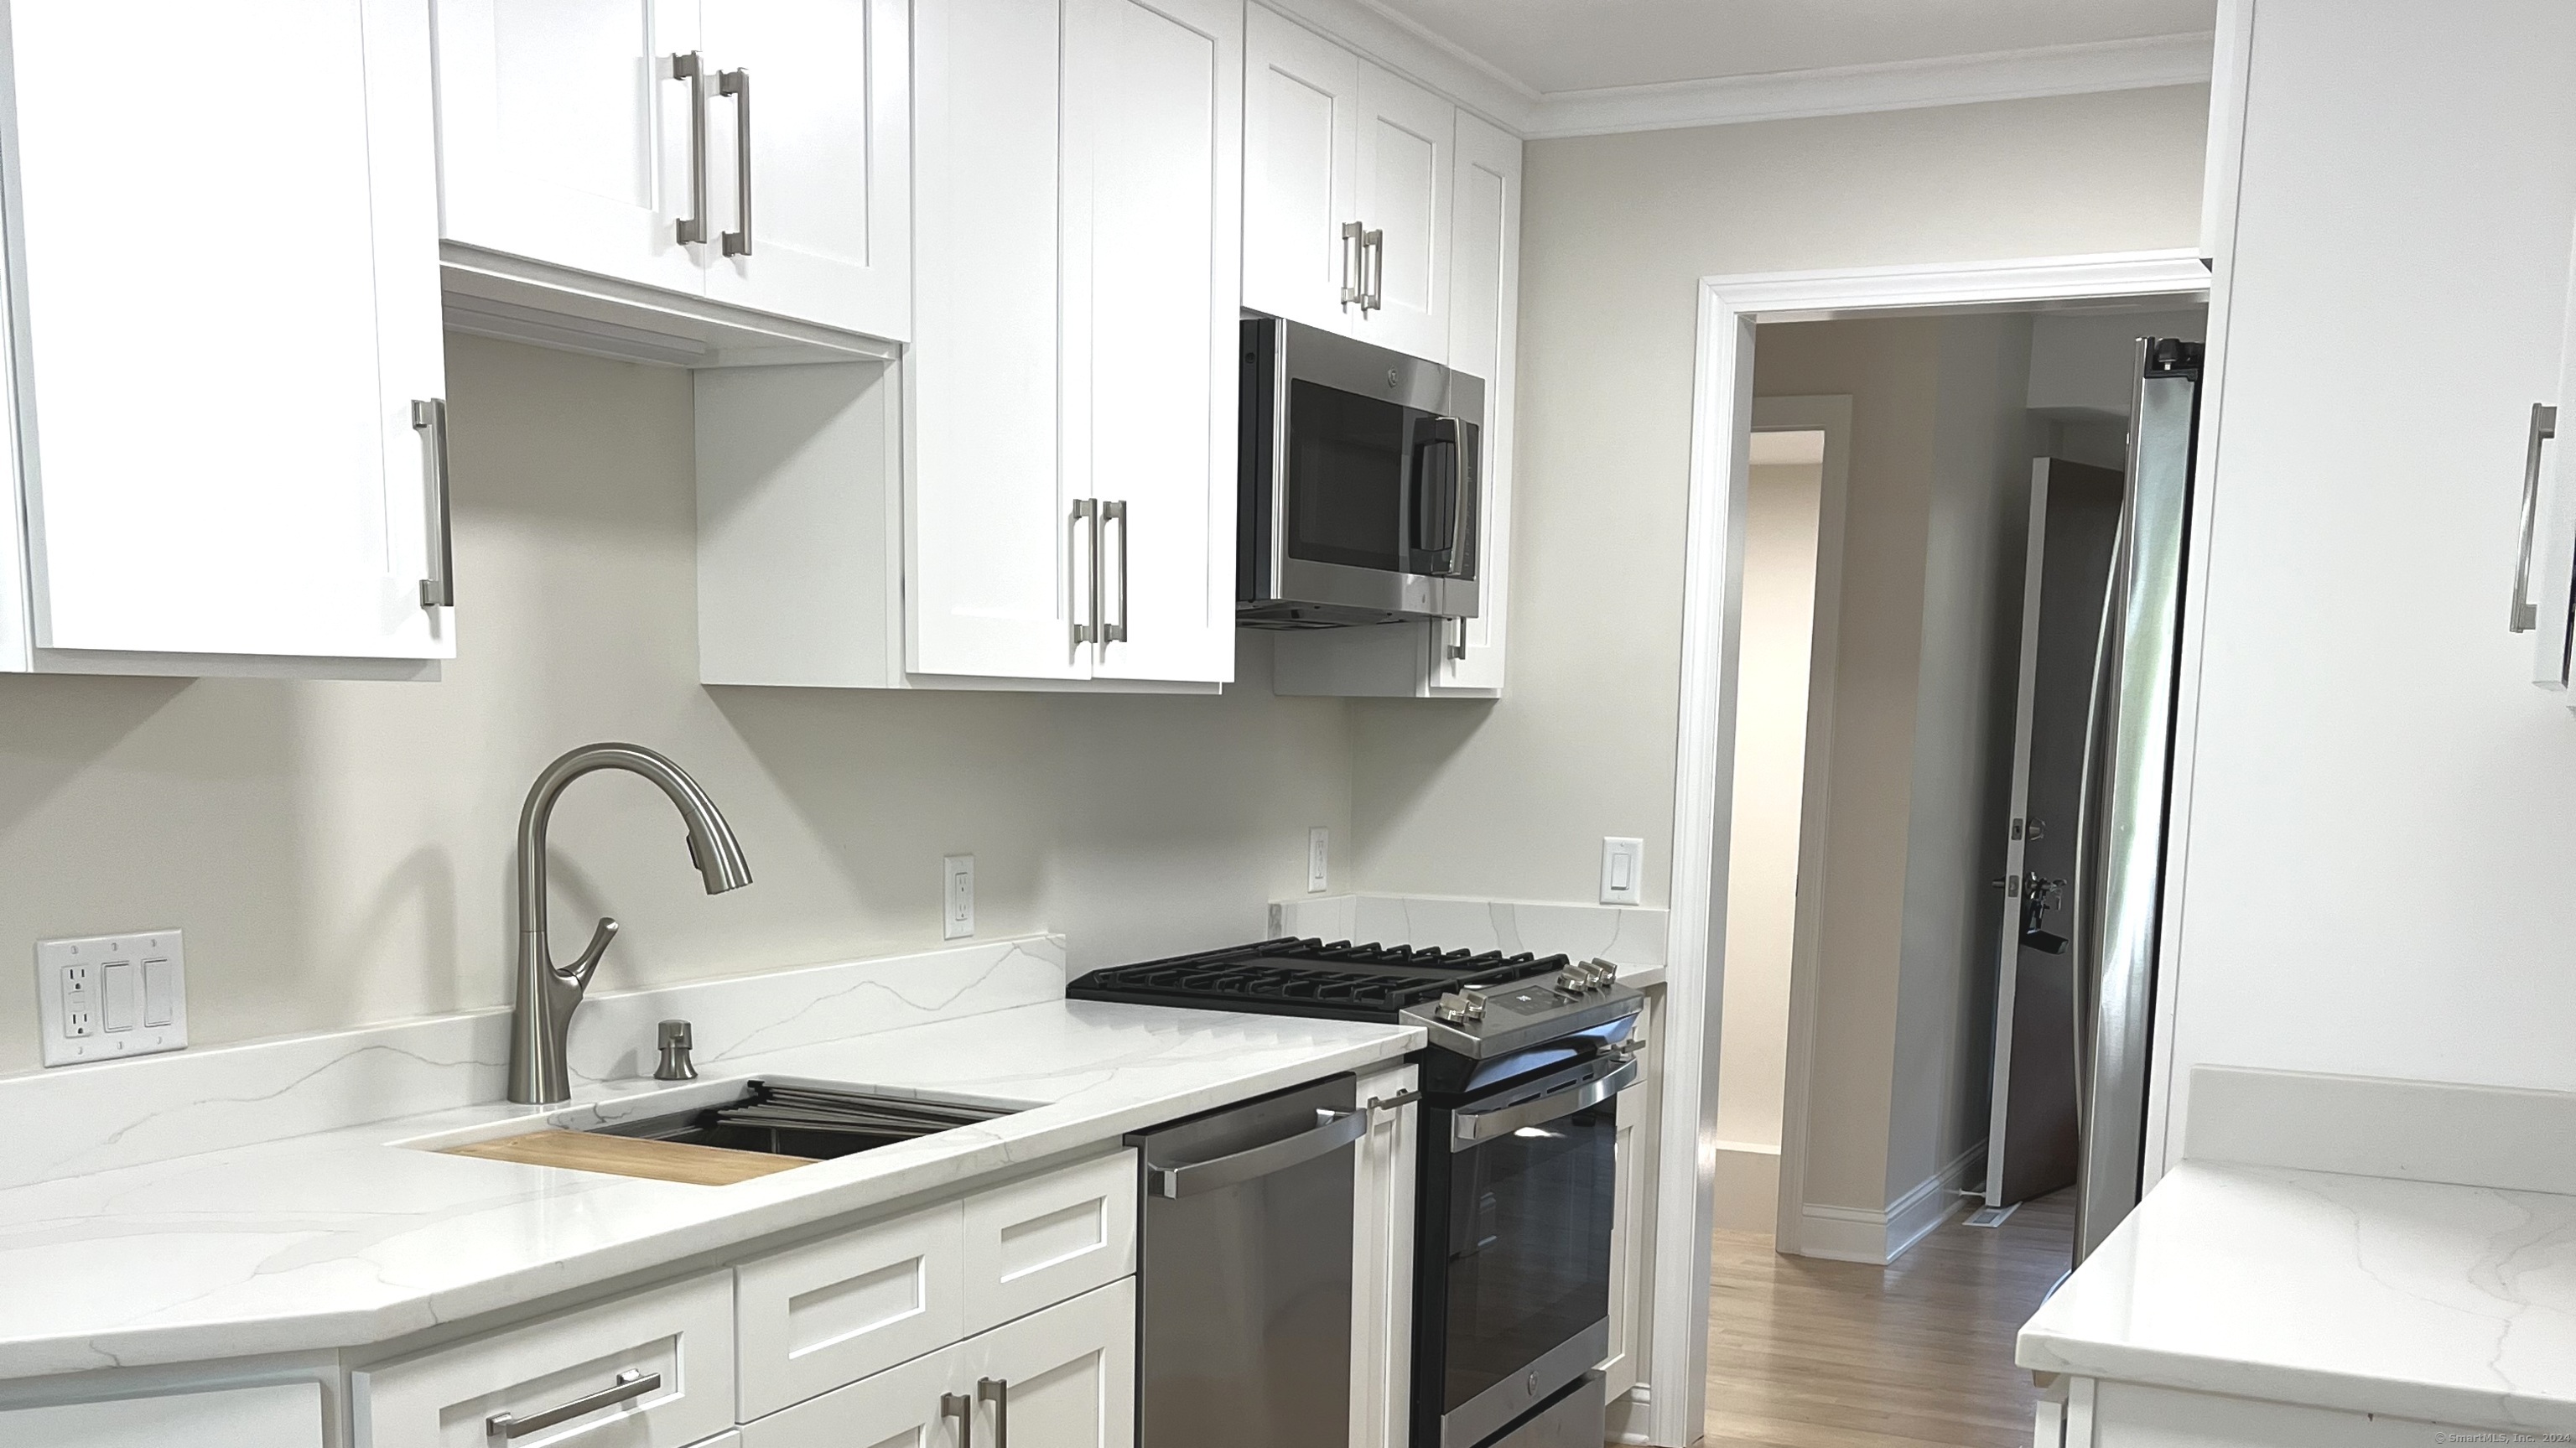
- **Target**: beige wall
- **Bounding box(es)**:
[1714,460,1822,1155]
[0,335,1354,1074]
[1349,86,2209,912]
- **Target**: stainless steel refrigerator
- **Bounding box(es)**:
[2070,337,2205,1262]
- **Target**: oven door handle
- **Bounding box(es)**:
[1450,1056,1641,1151]
[1147,1108,1367,1197]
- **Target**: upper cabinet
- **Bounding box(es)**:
[0,0,451,676]
[433,0,911,349]
[1433,111,1522,695]
[1243,8,1452,361]
[704,0,1242,691]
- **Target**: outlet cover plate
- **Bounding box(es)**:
[36,930,188,1067]
[943,855,975,941]
[1307,828,1330,893]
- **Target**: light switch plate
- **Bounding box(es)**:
[943,855,975,940]
[1600,838,1645,906]
[1307,828,1330,894]
[36,930,187,1067]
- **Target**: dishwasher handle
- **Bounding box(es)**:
[1146,1108,1366,1198]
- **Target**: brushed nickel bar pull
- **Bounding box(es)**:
[1072,499,1099,646]
[942,1391,974,1448]
[719,66,752,257]
[1341,221,1364,307]
[485,1369,658,1440]
[413,398,454,609]
[1103,500,1129,645]
[673,52,710,245]
[2511,401,2558,631]
[1363,227,1384,313]
[979,1378,1010,1448]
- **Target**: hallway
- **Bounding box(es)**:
[1700,1192,2076,1448]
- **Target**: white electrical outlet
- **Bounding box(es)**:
[943,855,975,940]
[37,930,187,1067]
[1600,838,1645,906]
[1307,827,1330,894]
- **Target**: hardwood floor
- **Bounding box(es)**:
[1697,1191,2075,1448]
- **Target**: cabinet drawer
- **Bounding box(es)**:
[355,1271,734,1448]
[735,1200,965,1420]
[961,1150,1137,1330]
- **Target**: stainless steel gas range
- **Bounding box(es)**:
[1069,938,1644,1448]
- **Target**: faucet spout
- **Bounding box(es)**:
[507,743,751,1104]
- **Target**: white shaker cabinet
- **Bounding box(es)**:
[0,0,451,674]
[1242,7,1449,361]
[900,0,1240,687]
[1429,110,1521,697]
[1349,1064,1420,1448]
[1351,65,1453,362]
[433,0,910,345]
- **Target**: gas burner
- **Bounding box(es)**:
[1066,937,1566,1023]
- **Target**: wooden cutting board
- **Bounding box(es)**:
[443,1129,814,1186]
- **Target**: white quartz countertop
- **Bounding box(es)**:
[2018,1160,2576,1433]
[0,999,1419,1382]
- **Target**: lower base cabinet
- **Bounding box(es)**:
[741,1277,1135,1448]
[2043,1378,2500,1447]
[0,1383,324,1448]
[1350,1062,1420,1448]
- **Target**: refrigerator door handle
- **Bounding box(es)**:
[2069,520,2127,1145]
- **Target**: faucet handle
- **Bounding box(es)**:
[562,916,620,989]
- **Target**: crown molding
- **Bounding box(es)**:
[1525,31,2216,139]
[1256,0,1541,132]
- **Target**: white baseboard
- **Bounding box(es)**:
[1795,1142,1986,1265]
[1606,1383,1655,1445]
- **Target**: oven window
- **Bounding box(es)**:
[1286,380,1405,572]
[1441,1098,1617,1412]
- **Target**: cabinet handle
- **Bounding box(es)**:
[942,1391,974,1448]
[1363,228,1384,313]
[673,52,709,245]
[2512,401,2558,631]
[1341,221,1364,307]
[1103,500,1129,645]
[412,398,454,609]
[1447,615,1467,661]
[484,1368,659,1440]
[1072,499,1099,646]
[719,67,752,257]
[979,1378,1010,1448]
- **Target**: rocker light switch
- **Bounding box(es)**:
[37,931,187,1067]
[1600,838,1645,906]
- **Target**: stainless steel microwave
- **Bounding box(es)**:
[1238,316,1484,627]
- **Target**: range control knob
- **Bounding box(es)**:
[1435,990,1486,1025]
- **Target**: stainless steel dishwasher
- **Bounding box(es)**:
[1125,1073,1361,1448]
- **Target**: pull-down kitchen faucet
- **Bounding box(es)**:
[508,743,751,1105]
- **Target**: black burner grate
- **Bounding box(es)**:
[1067,937,1566,1022]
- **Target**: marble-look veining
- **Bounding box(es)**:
[1272,894,1669,972]
[0,999,1418,1381]
[0,937,1067,1193]
[2018,1160,2576,1434]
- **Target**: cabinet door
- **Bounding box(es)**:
[1352,64,1452,361]
[906,0,1086,681]
[958,1279,1136,1448]
[432,0,704,296]
[1430,110,1520,696]
[2526,214,2576,692]
[1349,1065,1419,1448]
[8,0,450,662]
[1242,6,1360,335]
[699,0,911,339]
[0,1384,322,1448]
[1066,0,1241,684]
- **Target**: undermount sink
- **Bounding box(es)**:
[584,1080,1022,1163]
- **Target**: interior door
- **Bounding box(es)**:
[9,0,451,662]
[1981,459,2123,1208]
[431,0,704,295]
[1241,6,1360,335]
[699,0,910,339]
[1068,0,1241,683]
[1352,63,1452,362]
[1431,109,1519,694]
[958,1280,1136,1448]
[906,0,1083,680]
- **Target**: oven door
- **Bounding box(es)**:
[1241,317,1483,625]
[1415,1051,1637,1448]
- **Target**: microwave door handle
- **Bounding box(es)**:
[1412,420,1462,573]
[1446,421,1472,570]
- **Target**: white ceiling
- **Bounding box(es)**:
[1366,0,2219,97]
